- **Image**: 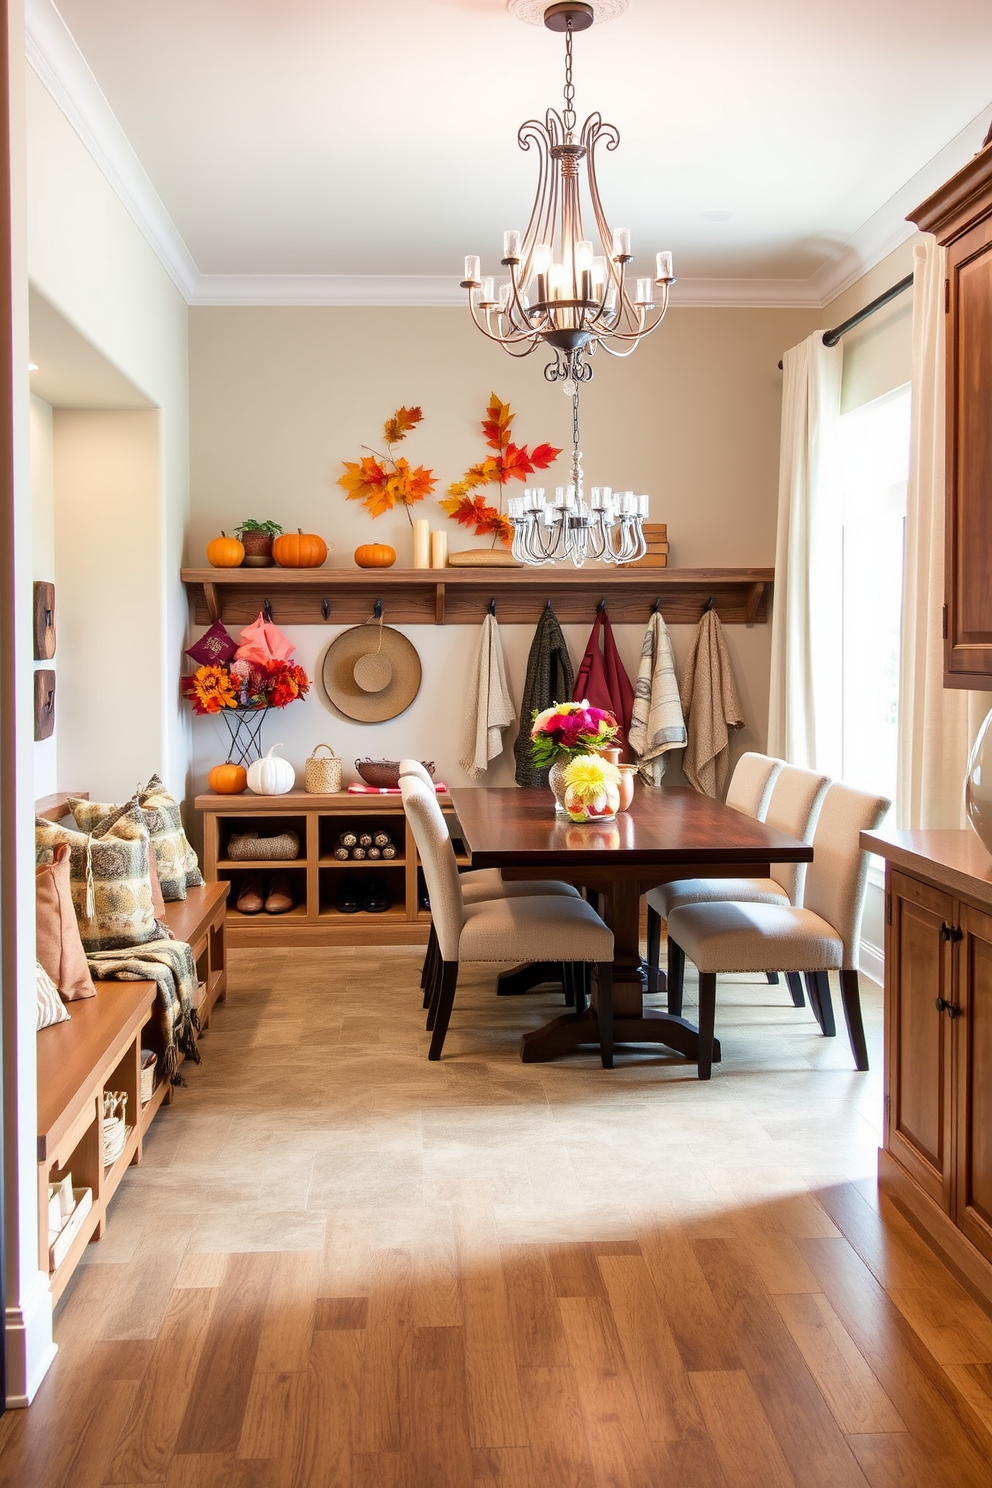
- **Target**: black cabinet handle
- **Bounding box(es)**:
[939,922,964,942]
[935,996,963,1018]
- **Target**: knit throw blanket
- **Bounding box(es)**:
[86,937,201,1085]
[513,605,575,787]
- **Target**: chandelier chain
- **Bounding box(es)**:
[563,22,576,138]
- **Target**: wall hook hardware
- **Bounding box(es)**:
[321,598,330,621]
[597,597,606,613]
[374,597,383,620]
[703,596,715,613]
[652,597,661,614]
[489,598,497,616]
[263,598,273,622]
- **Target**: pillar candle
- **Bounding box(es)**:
[412,517,430,569]
[430,530,448,569]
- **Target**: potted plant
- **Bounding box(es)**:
[233,518,283,567]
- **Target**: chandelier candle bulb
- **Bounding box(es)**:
[480,277,495,306]
[464,254,481,284]
[612,226,631,259]
[636,278,653,306]
[413,517,431,569]
[638,494,650,515]
[656,251,674,281]
[503,229,521,260]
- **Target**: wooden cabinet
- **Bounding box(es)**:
[196,790,466,947]
[910,142,992,688]
[867,828,992,1305]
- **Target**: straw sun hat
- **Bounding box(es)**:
[321,618,422,723]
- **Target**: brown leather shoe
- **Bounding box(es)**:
[265,872,294,914]
[236,874,264,914]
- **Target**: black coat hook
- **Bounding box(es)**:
[321,598,330,621]
[263,598,273,622]
[489,598,497,616]
[597,597,606,613]
[652,597,661,614]
[704,596,715,613]
[374,597,383,620]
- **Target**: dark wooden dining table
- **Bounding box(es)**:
[449,785,813,1068]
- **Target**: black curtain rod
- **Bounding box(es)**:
[776,271,914,369]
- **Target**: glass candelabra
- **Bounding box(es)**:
[508,483,648,567]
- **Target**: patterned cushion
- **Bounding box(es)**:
[36,803,160,953]
[36,961,71,1030]
[70,774,203,901]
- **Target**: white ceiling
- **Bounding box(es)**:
[27,0,992,306]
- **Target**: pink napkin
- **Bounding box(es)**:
[235,611,296,665]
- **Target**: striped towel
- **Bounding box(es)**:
[628,611,687,785]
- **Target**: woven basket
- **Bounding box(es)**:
[355,758,435,788]
[305,743,342,794]
[228,830,300,861]
[102,1091,129,1165]
[139,1050,157,1104]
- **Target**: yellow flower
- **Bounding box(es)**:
[562,753,621,819]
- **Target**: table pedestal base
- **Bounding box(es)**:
[519,1007,720,1067]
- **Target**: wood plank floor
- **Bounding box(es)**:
[3,945,992,1486]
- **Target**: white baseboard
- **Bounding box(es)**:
[860,937,884,987]
[5,1272,57,1407]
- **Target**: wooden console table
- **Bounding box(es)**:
[864,827,992,1311]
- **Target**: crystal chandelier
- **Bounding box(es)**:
[460,0,675,391]
[508,384,648,566]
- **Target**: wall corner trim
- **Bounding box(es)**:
[5,1271,57,1407]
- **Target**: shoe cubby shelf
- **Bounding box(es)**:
[196,790,451,946]
[181,566,774,628]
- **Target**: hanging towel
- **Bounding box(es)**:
[460,612,515,780]
[679,609,745,798]
[572,605,636,759]
[628,611,687,785]
[513,604,575,786]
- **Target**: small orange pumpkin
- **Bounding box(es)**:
[354,543,396,569]
[207,532,245,568]
[208,762,248,794]
[272,529,328,568]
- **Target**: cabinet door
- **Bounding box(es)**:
[945,215,992,686]
[886,871,955,1209]
[955,901,992,1262]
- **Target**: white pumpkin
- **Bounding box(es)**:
[247,744,295,795]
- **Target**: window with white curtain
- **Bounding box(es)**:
[836,383,911,801]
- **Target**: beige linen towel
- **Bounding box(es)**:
[680,609,745,797]
[629,611,686,785]
[460,612,515,780]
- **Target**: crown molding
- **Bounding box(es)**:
[23,0,992,314]
[25,0,198,299]
[187,275,467,308]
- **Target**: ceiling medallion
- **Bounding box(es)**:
[507,0,629,25]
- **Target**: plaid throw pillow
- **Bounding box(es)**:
[36,961,71,1030]
[70,774,203,901]
[36,802,159,952]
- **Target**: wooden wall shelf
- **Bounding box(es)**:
[180,566,773,628]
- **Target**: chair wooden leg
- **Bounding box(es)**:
[573,964,588,1014]
[562,962,575,1007]
[816,971,836,1037]
[597,961,614,1069]
[421,924,438,1007]
[667,938,685,1016]
[786,972,805,1007]
[697,972,717,1080]
[766,971,780,985]
[646,905,662,993]
[428,962,460,1061]
[425,952,442,1030]
[839,968,869,1071]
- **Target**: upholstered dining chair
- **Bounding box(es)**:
[398,760,582,1009]
[645,761,830,1005]
[666,781,890,1079]
[399,772,615,1064]
[725,751,784,818]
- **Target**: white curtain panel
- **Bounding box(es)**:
[897,238,992,829]
[767,332,844,770]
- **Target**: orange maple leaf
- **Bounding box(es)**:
[530,442,561,469]
[338,456,388,504]
[500,443,537,483]
[482,392,514,451]
[383,406,423,445]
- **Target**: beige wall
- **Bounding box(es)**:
[827,240,916,413]
[188,304,818,795]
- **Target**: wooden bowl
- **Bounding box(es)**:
[355,758,435,788]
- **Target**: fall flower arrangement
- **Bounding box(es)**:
[561,754,622,822]
[441,393,560,546]
[338,406,437,523]
[530,700,620,769]
[182,659,311,716]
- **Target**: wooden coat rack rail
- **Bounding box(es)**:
[180,567,773,628]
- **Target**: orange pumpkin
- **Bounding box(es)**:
[272,529,328,568]
[354,543,396,569]
[207,532,245,568]
[208,762,248,794]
